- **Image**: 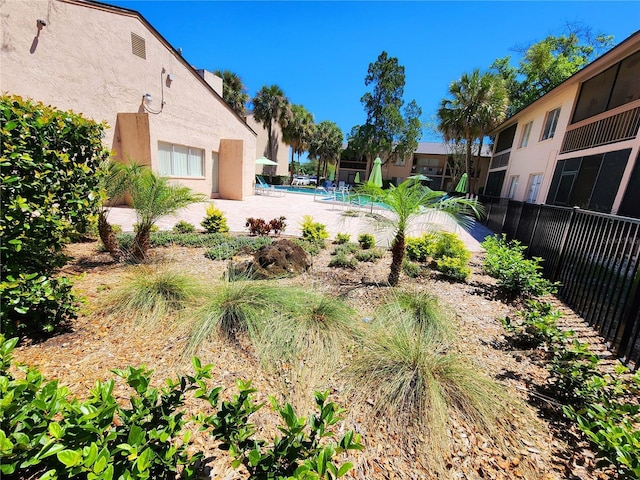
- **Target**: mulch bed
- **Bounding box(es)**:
[12,239,619,479]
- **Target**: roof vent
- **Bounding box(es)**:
[131,32,146,59]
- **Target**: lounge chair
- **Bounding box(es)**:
[255,175,285,197]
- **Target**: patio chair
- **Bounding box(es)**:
[255,175,285,197]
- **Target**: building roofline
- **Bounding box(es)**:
[491,29,640,134]
[59,0,257,136]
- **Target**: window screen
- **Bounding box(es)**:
[572,66,617,123]
[495,124,517,152]
[588,149,631,213]
[618,151,640,219]
[609,50,640,109]
[484,170,506,197]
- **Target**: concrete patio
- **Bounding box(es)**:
[106,192,494,252]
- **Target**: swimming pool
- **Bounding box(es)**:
[273,186,388,209]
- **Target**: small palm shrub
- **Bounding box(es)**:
[201,204,230,234]
[102,266,203,327]
[482,234,558,299]
[134,223,160,234]
[357,233,375,249]
[334,233,351,244]
[301,215,329,245]
[173,220,196,234]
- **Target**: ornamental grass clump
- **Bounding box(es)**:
[183,281,284,357]
[345,290,540,475]
[102,266,204,328]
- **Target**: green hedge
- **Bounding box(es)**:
[0,95,108,337]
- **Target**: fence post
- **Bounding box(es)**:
[551,206,580,282]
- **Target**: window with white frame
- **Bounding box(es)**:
[519,121,533,148]
[541,108,561,141]
[526,174,543,203]
[508,175,519,199]
[158,142,204,177]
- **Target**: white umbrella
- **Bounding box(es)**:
[256,156,278,166]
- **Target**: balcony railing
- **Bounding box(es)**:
[561,104,640,154]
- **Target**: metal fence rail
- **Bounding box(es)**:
[481,196,640,369]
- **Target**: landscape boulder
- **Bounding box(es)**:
[229,239,311,279]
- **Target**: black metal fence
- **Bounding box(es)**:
[480,196,640,369]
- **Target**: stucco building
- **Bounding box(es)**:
[1,0,259,200]
[485,31,640,218]
[246,114,290,179]
[337,142,491,192]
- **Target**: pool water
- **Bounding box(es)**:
[273,186,388,209]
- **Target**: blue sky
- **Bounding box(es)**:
[107,1,639,144]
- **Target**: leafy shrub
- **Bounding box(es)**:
[1,95,108,337]
[173,220,196,234]
[328,253,358,269]
[357,233,375,249]
[201,204,230,234]
[204,236,272,261]
[564,368,640,478]
[405,232,471,281]
[246,217,271,236]
[301,215,329,245]
[482,234,558,299]
[355,248,385,263]
[268,216,287,235]
[292,238,323,256]
[334,233,351,244]
[501,300,567,348]
[333,243,359,256]
[0,334,362,479]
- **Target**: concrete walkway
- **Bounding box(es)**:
[106,192,494,252]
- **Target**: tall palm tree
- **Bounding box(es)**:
[128,170,204,261]
[282,104,315,181]
[251,85,292,163]
[360,181,482,286]
[213,70,249,117]
[437,70,508,194]
[308,121,343,182]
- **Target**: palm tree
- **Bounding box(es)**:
[360,181,482,286]
[251,85,292,163]
[96,160,143,262]
[128,169,204,261]
[308,121,343,182]
[213,70,249,117]
[437,70,508,194]
[282,104,314,181]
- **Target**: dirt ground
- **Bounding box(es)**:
[11,239,619,480]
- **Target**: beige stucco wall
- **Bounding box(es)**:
[0,0,257,199]
[245,114,290,178]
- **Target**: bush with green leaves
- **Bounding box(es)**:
[1,95,108,337]
[357,233,375,250]
[405,231,471,281]
[173,220,196,234]
[333,233,351,245]
[301,215,329,245]
[501,300,568,349]
[481,234,558,299]
[292,238,323,256]
[0,335,362,479]
[328,253,358,269]
[201,204,230,234]
[355,248,385,263]
[402,259,422,278]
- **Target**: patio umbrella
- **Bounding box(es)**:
[354,172,361,184]
[329,170,335,182]
[367,157,383,188]
[455,173,468,193]
[255,156,278,166]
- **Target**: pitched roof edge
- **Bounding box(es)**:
[58,0,257,136]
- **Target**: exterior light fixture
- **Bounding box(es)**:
[143,93,152,103]
[37,19,47,27]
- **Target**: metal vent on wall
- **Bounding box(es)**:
[131,33,146,59]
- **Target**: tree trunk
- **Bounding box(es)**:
[465,134,472,195]
[290,145,295,185]
[475,136,484,196]
[267,120,274,184]
[97,211,122,262]
[131,227,150,262]
[388,232,405,286]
